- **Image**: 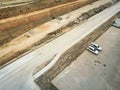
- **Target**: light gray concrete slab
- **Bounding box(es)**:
[52,27,120,90]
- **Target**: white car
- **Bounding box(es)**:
[112,18,120,28]
[87,46,99,55]
[91,42,102,51]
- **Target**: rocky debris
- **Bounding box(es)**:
[93,7,101,13]
[72,2,112,25]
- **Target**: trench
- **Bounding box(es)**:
[0,0,98,46]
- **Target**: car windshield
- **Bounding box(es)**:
[89,47,96,51]
[91,44,99,47]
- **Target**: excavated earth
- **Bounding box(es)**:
[0,0,98,46]
[0,0,98,67]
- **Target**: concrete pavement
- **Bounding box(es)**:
[52,27,120,90]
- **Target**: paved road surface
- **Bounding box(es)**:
[52,27,120,90]
[0,2,120,90]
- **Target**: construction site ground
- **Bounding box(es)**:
[52,26,120,90]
